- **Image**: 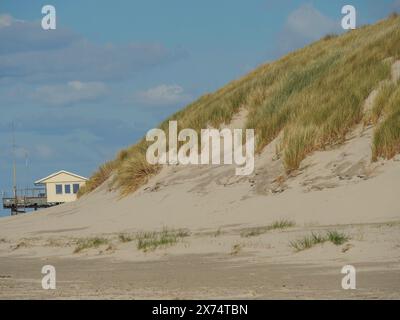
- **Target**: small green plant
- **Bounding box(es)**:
[270,219,296,230]
[74,237,109,253]
[136,228,190,252]
[290,232,326,251]
[327,230,350,245]
[290,230,350,251]
[241,219,295,237]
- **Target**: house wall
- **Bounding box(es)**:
[43,172,86,203]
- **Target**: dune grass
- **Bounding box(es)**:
[240,219,295,237]
[80,15,400,196]
[289,232,326,251]
[365,81,396,125]
[73,237,109,253]
[326,230,350,245]
[372,82,400,160]
[136,228,190,252]
[77,161,116,197]
[289,230,349,251]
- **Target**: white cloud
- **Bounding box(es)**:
[0,14,186,82]
[32,81,108,106]
[286,4,338,39]
[136,84,192,106]
[276,4,342,55]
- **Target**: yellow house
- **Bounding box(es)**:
[34,170,88,204]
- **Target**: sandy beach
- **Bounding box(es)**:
[1,118,399,299]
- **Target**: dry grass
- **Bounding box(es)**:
[373,110,400,160]
[240,219,295,237]
[73,237,109,253]
[80,16,400,196]
[77,161,116,198]
[372,83,400,160]
[114,148,161,196]
[366,81,396,124]
[135,228,190,252]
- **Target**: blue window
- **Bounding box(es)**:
[65,184,71,194]
[56,184,63,194]
[73,184,80,194]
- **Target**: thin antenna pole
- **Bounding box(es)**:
[12,122,17,213]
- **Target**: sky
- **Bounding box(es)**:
[0,0,399,215]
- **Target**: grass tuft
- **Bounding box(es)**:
[77,161,116,198]
[290,230,350,251]
[241,219,295,237]
[289,232,326,251]
[74,237,109,253]
[327,230,350,245]
[373,110,400,160]
[136,228,190,252]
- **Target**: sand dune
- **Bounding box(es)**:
[1,109,400,299]
[1,61,400,300]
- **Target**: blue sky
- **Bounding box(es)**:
[0,0,398,215]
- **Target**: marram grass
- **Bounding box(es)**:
[81,15,400,197]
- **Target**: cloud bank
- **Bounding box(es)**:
[276,4,342,55]
[136,84,192,106]
[32,81,108,106]
[0,14,187,83]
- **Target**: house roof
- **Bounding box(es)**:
[34,170,88,185]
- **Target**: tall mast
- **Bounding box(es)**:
[12,122,17,212]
